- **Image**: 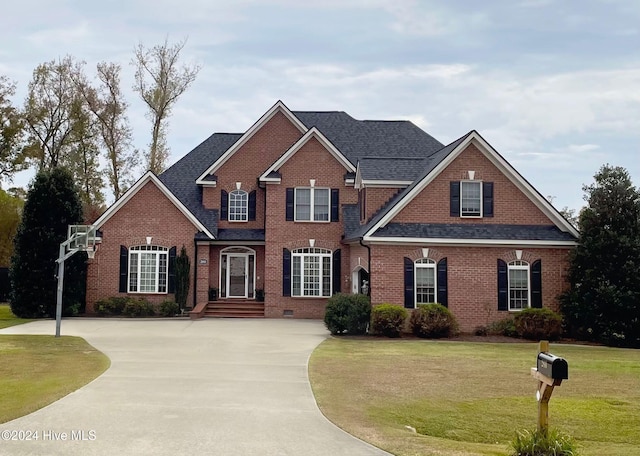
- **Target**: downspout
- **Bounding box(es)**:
[359,238,371,297]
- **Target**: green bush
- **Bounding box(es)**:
[514,308,563,341]
[409,303,459,338]
[159,300,180,317]
[370,304,407,338]
[324,293,371,335]
[510,428,578,456]
[95,297,128,316]
[122,298,156,317]
[486,317,519,338]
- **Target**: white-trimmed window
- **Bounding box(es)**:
[229,189,248,222]
[415,258,436,304]
[508,260,529,310]
[129,246,168,293]
[461,181,482,217]
[292,248,332,297]
[295,188,330,222]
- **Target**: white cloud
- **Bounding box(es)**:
[26,21,92,48]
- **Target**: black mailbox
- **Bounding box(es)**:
[537,352,568,380]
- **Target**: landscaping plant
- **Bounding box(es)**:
[324,293,371,335]
[514,308,563,341]
[409,303,459,338]
[510,428,579,456]
[370,304,407,337]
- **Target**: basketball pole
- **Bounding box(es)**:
[55,228,96,338]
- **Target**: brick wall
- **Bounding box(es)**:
[264,136,358,318]
[363,187,401,222]
[394,143,551,225]
[202,111,303,233]
[368,244,571,332]
[86,181,200,313]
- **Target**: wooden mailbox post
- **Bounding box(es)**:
[530,340,568,433]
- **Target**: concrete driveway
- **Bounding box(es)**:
[0,318,390,456]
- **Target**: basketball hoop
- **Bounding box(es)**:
[55,225,101,337]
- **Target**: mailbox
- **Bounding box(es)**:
[536,352,568,380]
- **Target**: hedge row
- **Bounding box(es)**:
[95,297,180,317]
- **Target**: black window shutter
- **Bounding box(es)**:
[450,181,460,216]
[285,188,294,221]
[437,257,448,307]
[248,190,257,221]
[220,190,228,220]
[404,257,414,309]
[332,249,341,294]
[497,259,508,311]
[283,248,291,296]
[168,246,177,293]
[483,182,494,217]
[331,189,340,222]
[119,245,128,293]
[531,259,542,308]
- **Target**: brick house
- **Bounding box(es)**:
[87,101,578,331]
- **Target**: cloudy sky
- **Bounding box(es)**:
[1,0,638,211]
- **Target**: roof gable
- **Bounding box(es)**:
[361,131,579,240]
[259,127,355,183]
[196,101,307,185]
[93,171,215,239]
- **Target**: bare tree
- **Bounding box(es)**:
[77,62,138,200]
[132,37,200,174]
[0,75,26,183]
[23,57,104,213]
[23,56,84,169]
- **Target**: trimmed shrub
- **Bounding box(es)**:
[409,303,459,338]
[510,428,578,456]
[370,304,407,338]
[514,308,563,341]
[159,300,180,317]
[95,297,128,316]
[486,317,519,338]
[122,298,156,317]
[324,293,371,335]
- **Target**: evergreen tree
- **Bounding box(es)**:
[9,167,86,317]
[561,165,640,347]
[175,245,190,310]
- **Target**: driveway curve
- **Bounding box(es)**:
[1,318,390,456]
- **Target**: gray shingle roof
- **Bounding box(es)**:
[159,133,241,237]
[293,112,444,167]
[371,223,577,242]
[216,229,266,241]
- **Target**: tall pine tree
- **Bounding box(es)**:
[9,167,86,317]
[561,165,640,347]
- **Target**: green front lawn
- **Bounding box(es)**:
[0,335,110,423]
[309,339,640,456]
[0,303,30,329]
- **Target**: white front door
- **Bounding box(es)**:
[227,254,247,298]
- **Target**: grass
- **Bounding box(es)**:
[0,334,110,424]
[0,303,30,329]
[309,338,640,456]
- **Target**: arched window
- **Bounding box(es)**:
[292,248,332,297]
[508,260,530,310]
[229,189,248,222]
[415,258,436,304]
[129,245,169,293]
